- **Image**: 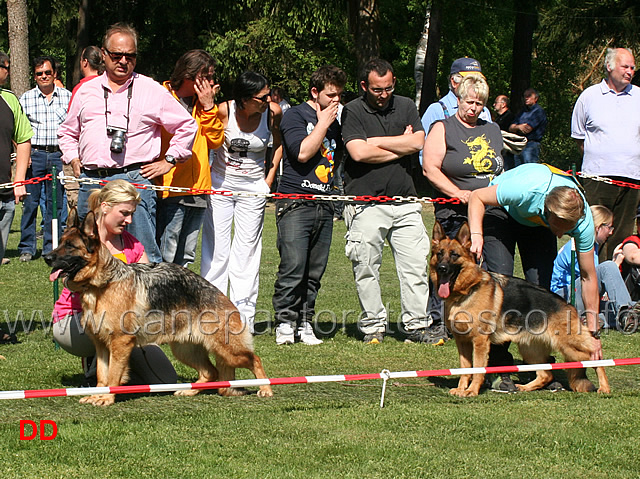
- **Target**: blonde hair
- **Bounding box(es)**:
[456,73,489,105]
[87,179,141,220]
[590,205,613,229]
[544,186,585,225]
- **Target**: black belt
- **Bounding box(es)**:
[32,145,60,153]
[82,162,145,178]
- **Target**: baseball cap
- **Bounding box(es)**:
[450,57,483,76]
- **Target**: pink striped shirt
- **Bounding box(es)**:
[58,72,197,168]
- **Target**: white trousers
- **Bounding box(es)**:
[201,172,269,331]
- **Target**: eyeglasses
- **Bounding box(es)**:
[35,70,53,77]
[601,223,615,232]
[253,94,270,103]
[0,64,9,71]
[104,48,137,63]
[369,86,395,95]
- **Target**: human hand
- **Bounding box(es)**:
[403,125,414,135]
[13,184,27,204]
[590,338,603,360]
[195,77,219,111]
[316,101,339,128]
[141,160,174,180]
[470,233,483,261]
[612,243,625,267]
[71,158,82,178]
[455,189,472,204]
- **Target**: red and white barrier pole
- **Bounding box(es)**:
[2,357,638,401]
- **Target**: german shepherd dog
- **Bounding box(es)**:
[44,210,273,406]
[430,221,610,397]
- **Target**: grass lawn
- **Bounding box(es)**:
[1,201,639,479]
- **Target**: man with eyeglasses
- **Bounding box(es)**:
[341,58,433,345]
[155,49,224,266]
[18,56,71,262]
[58,23,197,263]
[0,51,33,267]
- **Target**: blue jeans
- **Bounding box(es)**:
[19,150,65,255]
[156,199,205,266]
[560,260,633,329]
[272,200,334,327]
[0,199,15,259]
[77,168,162,263]
[513,140,541,167]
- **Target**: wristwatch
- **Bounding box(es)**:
[165,155,177,165]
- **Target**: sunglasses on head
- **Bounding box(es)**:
[35,70,53,77]
[104,48,137,63]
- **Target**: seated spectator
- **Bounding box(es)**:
[52,180,176,384]
[619,208,640,332]
[551,205,638,330]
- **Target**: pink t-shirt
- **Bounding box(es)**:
[52,230,145,323]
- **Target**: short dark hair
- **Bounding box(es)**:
[360,58,394,85]
[233,71,269,109]
[33,56,55,72]
[523,88,539,100]
[170,50,215,91]
[0,51,9,67]
[309,65,347,96]
[103,22,138,50]
[82,46,105,75]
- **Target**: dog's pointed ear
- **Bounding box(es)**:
[82,211,100,240]
[67,207,79,229]
[456,222,472,248]
[432,221,446,246]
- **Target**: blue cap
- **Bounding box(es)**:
[450,57,483,76]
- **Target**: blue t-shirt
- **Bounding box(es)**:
[550,240,599,294]
[490,163,595,253]
[511,103,547,141]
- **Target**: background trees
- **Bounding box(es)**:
[0,0,638,173]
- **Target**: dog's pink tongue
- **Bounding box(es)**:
[49,269,62,282]
[438,281,450,299]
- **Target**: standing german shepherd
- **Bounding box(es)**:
[430,221,610,397]
[44,211,273,406]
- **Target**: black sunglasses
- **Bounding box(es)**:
[0,64,9,71]
[104,48,137,62]
[35,70,53,77]
[253,93,270,103]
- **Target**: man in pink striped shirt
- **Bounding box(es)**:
[58,23,197,262]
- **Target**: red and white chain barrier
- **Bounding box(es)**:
[2,357,639,404]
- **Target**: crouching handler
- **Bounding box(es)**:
[468,163,603,360]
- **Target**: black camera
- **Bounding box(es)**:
[107,126,127,154]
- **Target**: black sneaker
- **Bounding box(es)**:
[490,374,518,393]
[404,324,448,345]
[363,332,384,344]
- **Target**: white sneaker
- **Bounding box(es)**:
[298,324,323,345]
[275,324,295,345]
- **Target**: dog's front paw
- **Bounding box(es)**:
[174,389,200,397]
[79,393,115,406]
[449,387,479,397]
[597,385,611,394]
[257,387,274,398]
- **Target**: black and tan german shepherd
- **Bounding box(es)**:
[430,221,610,397]
[44,210,273,406]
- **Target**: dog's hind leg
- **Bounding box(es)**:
[170,342,219,396]
[80,336,136,406]
[560,342,607,392]
[516,343,554,392]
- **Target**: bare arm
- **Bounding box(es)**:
[368,128,425,156]
[13,140,31,203]
[297,101,339,163]
[422,122,471,203]
[467,185,500,258]
[265,102,283,187]
[622,242,640,265]
[577,249,602,360]
[574,138,584,155]
[345,139,400,164]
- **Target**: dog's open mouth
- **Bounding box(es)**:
[49,269,65,282]
[438,275,453,299]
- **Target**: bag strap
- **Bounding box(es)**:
[439,101,450,119]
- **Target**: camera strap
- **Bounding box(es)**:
[104,78,134,134]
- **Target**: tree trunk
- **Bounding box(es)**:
[347,0,380,77]
[71,0,90,88]
[6,0,30,97]
[510,2,537,114]
[417,0,442,115]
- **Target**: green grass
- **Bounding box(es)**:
[1,202,639,479]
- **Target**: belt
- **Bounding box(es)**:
[82,162,146,179]
[32,145,60,153]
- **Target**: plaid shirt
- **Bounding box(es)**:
[19,85,71,147]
